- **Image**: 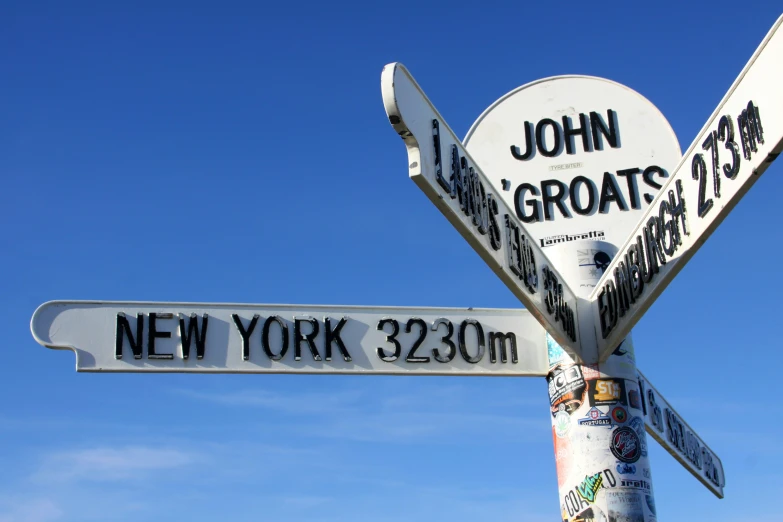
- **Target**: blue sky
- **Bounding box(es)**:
[2,1,782,521]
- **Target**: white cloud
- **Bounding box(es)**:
[33,446,196,482]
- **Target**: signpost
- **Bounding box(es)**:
[28,11,783,522]
[31,300,548,376]
[590,15,783,360]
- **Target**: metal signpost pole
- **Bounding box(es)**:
[546,241,655,522]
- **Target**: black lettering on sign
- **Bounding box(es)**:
[147,313,174,360]
[115,312,143,360]
[488,331,518,363]
[616,168,641,209]
[590,109,619,150]
[562,113,590,155]
[737,100,764,161]
[179,313,209,360]
[487,195,502,250]
[569,175,595,215]
[262,315,289,361]
[599,172,627,213]
[642,165,667,204]
[294,316,321,361]
[510,109,619,162]
[505,216,538,294]
[431,318,456,363]
[514,183,541,223]
[405,318,430,363]
[428,134,500,252]
[541,179,569,221]
[536,118,561,157]
[647,389,663,433]
[513,165,665,223]
[510,121,534,161]
[324,317,351,362]
[718,115,740,179]
[458,319,485,364]
[232,314,260,361]
[543,267,576,342]
[377,318,401,362]
[597,178,689,338]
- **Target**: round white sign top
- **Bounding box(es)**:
[464,75,681,249]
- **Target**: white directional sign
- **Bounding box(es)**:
[637,371,725,498]
[381,63,588,360]
[463,75,682,252]
[591,15,783,359]
[30,301,548,376]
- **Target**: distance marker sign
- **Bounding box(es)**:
[31,301,548,376]
[590,15,783,359]
[381,63,587,361]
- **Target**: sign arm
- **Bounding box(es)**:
[588,15,783,360]
[382,63,594,363]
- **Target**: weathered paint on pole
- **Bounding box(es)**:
[546,241,657,522]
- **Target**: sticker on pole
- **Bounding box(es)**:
[30,300,548,376]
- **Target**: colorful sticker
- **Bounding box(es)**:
[548,364,586,415]
[588,378,627,407]
[616,463,636,475]
[578,407,612,428]
[610,426,641,463]
[611,406,628,424]
[576,472,604,503]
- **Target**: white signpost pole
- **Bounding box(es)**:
[546,241,658,521]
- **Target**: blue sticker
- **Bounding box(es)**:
[547,333,566,367]
[616,463,637,475]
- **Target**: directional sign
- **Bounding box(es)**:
[30,301,548,376]
[590,15,783,359]
[381,63,588,361]
[637,371,725,498]
[463,75,682,251]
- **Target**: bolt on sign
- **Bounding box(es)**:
[463,76,683,259]
[31,301,548,376]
